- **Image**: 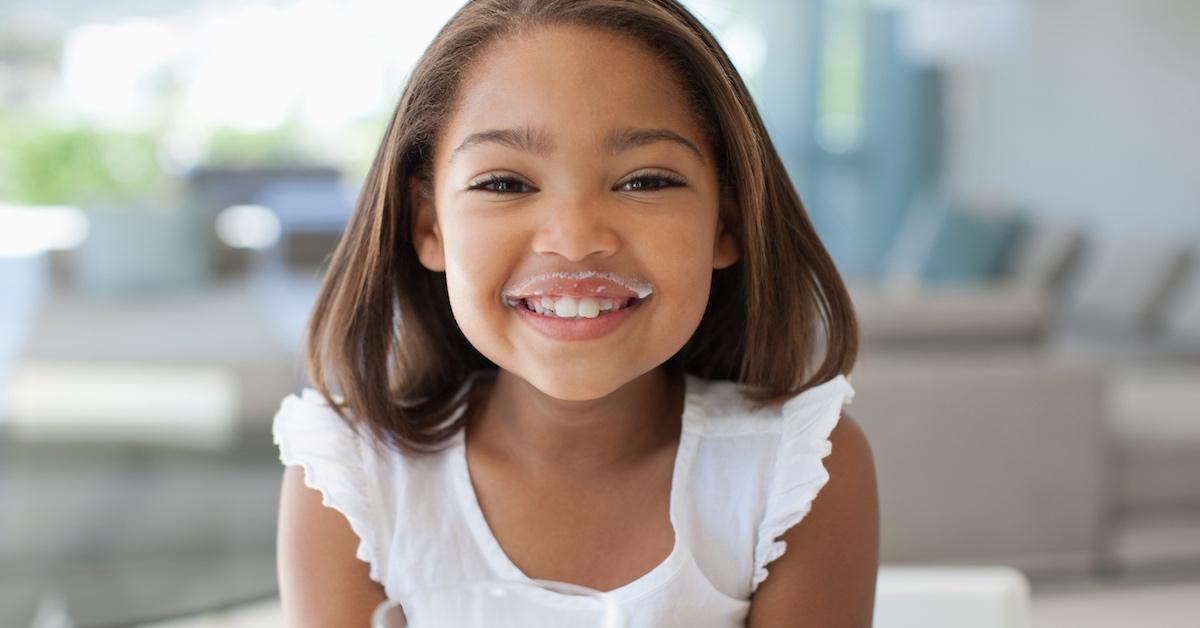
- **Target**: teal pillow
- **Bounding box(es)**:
[920,208,1030,283]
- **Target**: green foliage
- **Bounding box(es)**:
[0,111,172,206]
[202,118,315,168]
[0,109,347,207]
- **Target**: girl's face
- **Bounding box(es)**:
[413,24,739,401]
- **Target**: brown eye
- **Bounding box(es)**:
[617,172,687,192]
[468,174,534,194]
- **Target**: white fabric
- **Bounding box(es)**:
[273,371,855,628]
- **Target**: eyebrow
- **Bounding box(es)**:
[449,126,703,162]
[450,126,554,162]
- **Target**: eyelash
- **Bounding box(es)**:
[466,171,687,194]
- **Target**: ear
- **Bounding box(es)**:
[410,176,446,272]
[713,196,740,270]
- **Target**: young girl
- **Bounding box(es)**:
[274,1,878,626]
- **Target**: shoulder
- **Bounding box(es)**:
[271,390,391,577]
[682,374,873,608]
[274,388,395,625]
[277,465,387,626]
[825,413,875,484]
[747,409,880,627]
[811,412,877,529]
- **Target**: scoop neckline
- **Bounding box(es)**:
[448,371,703,606]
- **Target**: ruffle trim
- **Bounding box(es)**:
[273,389,385,586]
[750,375,855,592]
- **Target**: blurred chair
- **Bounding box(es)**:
[1051,242,1200,569]
[874,565,1031,628]
[1050,236,1194,359]
[1109,364,1200,510]
[1161,249,1200,353]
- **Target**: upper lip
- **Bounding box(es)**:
[502,271,654,300]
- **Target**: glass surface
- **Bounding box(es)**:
[372,579,627,628]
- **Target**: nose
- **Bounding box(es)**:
[530,192,620,262]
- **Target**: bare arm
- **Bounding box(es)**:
[277,465,388,627]
[747,413,880,628]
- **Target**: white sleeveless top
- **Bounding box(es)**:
[273,371,855,627]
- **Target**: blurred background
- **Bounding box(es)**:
[1,0,1197,626]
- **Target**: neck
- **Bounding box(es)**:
[467,366,685,481]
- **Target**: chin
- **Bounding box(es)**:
[519,361,663,402]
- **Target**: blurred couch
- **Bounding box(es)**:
[847,199,1200,576]
[849,350,1107,574]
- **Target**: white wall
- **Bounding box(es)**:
[941,0,1200,239]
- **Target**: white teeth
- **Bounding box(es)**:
[554,297,578,318]
[577,297,600,318]
[520,295,633,319]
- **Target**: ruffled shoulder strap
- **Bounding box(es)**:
[272,388,388,585]
[750,374,856,592]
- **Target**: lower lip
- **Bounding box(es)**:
[512,298,645,341]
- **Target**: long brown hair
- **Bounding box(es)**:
[305,0,858,455]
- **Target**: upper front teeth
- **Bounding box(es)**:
[530,296,622,319]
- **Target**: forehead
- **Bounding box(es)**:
[441,24,702,155]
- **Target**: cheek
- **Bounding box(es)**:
[437,215,505,315]
[634,215,717,341]
[649,214,716,284]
